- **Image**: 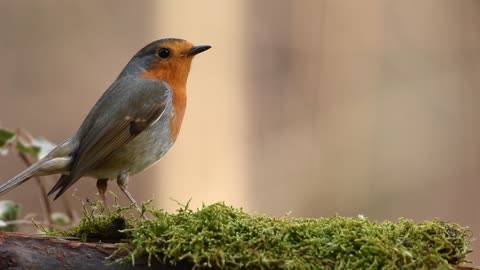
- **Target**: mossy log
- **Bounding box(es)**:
[0,232,191,270]
[1,202,475,269]
[0,232,476,270]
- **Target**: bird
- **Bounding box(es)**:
[0,38,210,210]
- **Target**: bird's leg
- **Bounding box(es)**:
[117,172,141,212]
[96,178,109,210]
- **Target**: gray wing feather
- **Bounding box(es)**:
[48,76,171,199]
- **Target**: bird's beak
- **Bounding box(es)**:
[186,45,211,56]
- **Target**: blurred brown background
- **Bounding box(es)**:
[0,0,479,260]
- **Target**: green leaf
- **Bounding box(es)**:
[51,212,71,226]
[0,128,15,148]
[0,200,21,232]
[16,141,41,158]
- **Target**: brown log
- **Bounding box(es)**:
[0,232,190,270]
[0,232,476,270]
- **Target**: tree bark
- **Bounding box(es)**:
[0,232,189,270]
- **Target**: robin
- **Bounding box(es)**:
[0,38,210,210]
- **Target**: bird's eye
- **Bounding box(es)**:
[157,48,170,58]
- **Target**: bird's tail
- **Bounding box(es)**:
[0,161,42,196]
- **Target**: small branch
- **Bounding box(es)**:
[3,219,69,231]
[60,188,78,222]
[15,128,77,225]
[3,220,43,226]
[17,150,53,229]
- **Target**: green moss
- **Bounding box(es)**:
[56,201,131,241]
[61,201,473,269]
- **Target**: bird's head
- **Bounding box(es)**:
[123,38,211,87]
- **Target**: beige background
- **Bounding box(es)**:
[0,0,479,261]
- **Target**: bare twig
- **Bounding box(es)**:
[17,152,53,229]
[17,129,77,223]
[3,219,69,231]
[4,219,47,226]
[15,129,53,229]
[60,189,77,222]
[15,128,79,227]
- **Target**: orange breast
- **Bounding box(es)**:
[169,86,187,142]
[139,62,189,143]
